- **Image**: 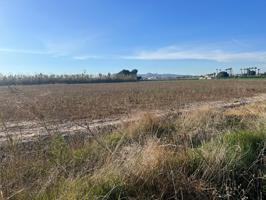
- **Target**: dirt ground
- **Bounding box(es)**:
[1,92,266,145]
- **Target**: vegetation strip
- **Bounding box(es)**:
[1,100,265,199]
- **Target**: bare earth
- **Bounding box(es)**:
[1,93,266,145]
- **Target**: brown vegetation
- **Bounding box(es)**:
[0,79,266,199]
[0,99,266,199]
[1,79,266,122]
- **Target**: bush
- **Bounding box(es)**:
[217,71,229,78]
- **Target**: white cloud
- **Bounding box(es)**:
[72,53,128,60]
[125,46,266,62]
[72,55,103,60]
[0,47,102,61]
[2,44,266,63]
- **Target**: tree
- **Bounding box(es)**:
[247,70,256,76]
[131,69,138,75]
[118,69,131,76]
[217,71,229,78]
[116,69,139,80]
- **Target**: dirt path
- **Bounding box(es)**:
[1,93,266,145]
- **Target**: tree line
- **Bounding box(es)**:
[0,69,140,86]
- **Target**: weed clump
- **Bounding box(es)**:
[126,114,176,142]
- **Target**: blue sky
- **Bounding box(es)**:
[0,0,266,75]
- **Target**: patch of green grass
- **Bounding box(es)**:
[48,135,72,166]
[89,177,125,199]
[103,131,124,149]
[185,130,266,199]
[223,130,265,168]
[35,174,125,200]
[194,130,265,170]
[72,139,106,168]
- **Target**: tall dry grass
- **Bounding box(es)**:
[0,101,266,199]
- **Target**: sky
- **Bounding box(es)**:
[0,0,266,75]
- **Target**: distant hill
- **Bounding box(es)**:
[140,73,195,80]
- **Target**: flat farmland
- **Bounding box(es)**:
[2,79,266,199]
[1,79,266,122]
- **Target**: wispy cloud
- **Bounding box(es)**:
[41,34,101,58]
[0,48,50,55]
[124,46,266,62]
[72,53,127,60]
[0,47,101,61]
[2,44,266,63]
[72,55,103,60]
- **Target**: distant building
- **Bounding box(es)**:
[199,73,216,80]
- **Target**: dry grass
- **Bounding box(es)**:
[1,79,266,199]
[1,99,266,199]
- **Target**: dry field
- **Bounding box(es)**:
[1,79,266,200]
[1,79,266,122]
